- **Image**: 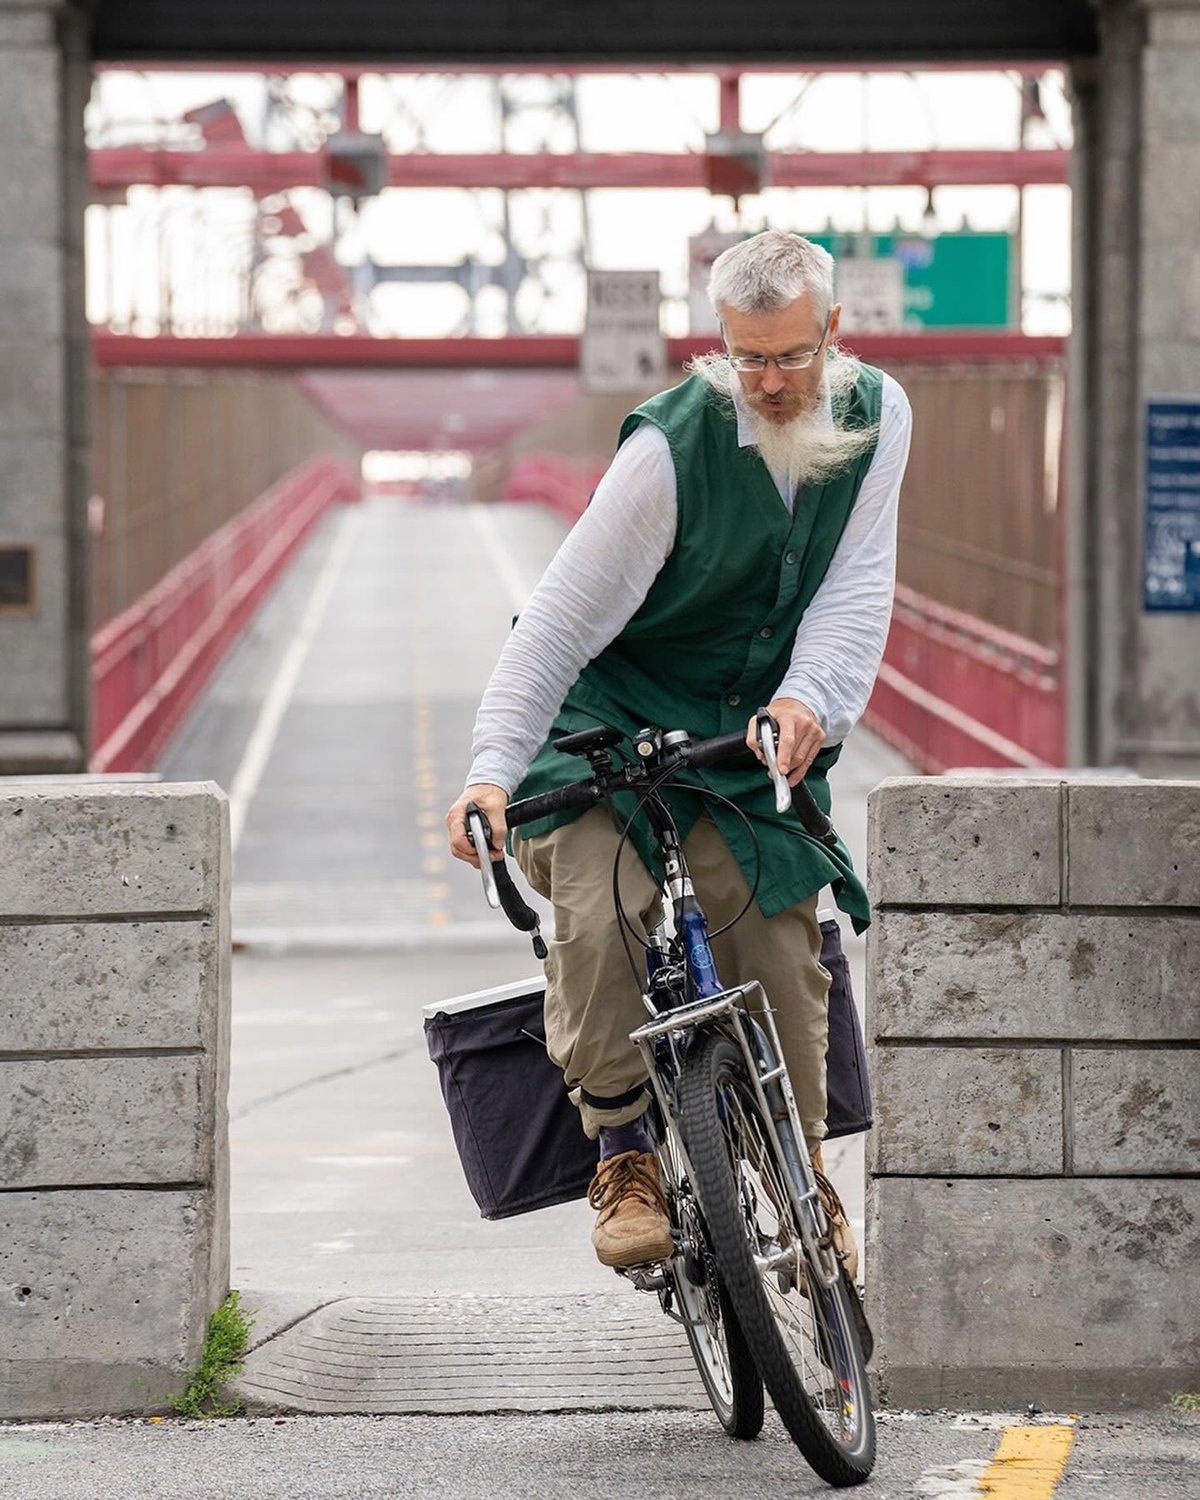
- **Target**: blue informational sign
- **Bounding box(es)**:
[1144,400,1200,612]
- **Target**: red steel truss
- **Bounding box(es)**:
[90,145,1066,194]
[91,331,1067,370]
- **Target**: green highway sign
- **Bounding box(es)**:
[810,231,1013,330]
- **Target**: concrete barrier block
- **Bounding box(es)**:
[0,784,223,916]
[1067,782,1200,907]
[870,1048,1063,1175]
[0,921,215,1051]
[869,911,1200,1041]
[867,778,1062,908]
[1072,1049,1200,1174]
[0,1188,220,1419]
[0,1057,206,1188]
[866,1177,1200,1408]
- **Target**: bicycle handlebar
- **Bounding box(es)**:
[505,721,839,850]
[473,721,839,953]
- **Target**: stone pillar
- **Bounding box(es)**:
[866,776,1200,1409]
[0,1,90,773]
[0,782,231,1418]
[1070,1,1200,775]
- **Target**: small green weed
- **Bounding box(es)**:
[1169,1391,1200,1413]
[170,1290,254,1419]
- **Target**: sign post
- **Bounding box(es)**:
[581,270,666,394]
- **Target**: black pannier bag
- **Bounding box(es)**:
[425,917,873,1220]
[818,911,874,1140]
[424,979,600,1220]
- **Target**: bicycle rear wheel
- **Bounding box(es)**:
[679,1031,875,1486]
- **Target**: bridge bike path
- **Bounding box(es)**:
[157,493,913,1418]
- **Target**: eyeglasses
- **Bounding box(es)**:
[725,314,831,373]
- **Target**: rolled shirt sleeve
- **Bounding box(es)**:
[776,373,912,743]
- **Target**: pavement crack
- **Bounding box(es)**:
[243,1296,349,1356]
[231,1034,426,1121]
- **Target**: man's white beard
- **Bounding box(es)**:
[687,351,879,489]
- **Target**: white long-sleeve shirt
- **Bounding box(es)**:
[468,372,912,794]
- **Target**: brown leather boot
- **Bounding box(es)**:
[810,1144,859,1281]
[588,1150,673,1268]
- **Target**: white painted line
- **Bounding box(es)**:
[467,503,535,614]
[915,1458,990,1497]
[227,505,362,852]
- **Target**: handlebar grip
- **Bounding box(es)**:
[792,780,839,848]
[491,859,542,935]
[506,780,602,828]
[685,731,754,769]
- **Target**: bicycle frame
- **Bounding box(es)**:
[628,805,842,1293]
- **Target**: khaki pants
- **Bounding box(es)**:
[512,805,831,1150]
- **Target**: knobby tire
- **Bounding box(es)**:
[678,1031,876,1487]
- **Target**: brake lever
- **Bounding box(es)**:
[755,709,793,815]
[465,803,501,909]
[464,801,548,959]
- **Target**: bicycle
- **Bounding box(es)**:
[464,714,875,1487]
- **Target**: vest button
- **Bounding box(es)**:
[784,550,797,566]
[726,693,741,707]
[759,626,773,639]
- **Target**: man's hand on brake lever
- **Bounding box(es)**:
[446,783,509,867]
[746,697,826,786]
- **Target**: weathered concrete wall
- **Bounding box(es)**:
[866,776,1200,1410]
[1069,1,1200,775]
[0,782,230,1419]
[0,1,91,773]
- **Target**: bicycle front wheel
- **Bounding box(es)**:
[679,1031,875,1487]
[669,1178,763,1439]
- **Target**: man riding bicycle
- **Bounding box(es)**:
[446,229,912,1274]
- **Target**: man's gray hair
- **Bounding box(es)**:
[707,229,835,320]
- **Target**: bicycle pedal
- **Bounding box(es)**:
[616,1264,669,1292]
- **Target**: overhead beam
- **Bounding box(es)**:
[89,2,1099,65]
[91,332,1067,370]
[90,147,1068,195]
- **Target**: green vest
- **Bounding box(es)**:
[513,365,884,932]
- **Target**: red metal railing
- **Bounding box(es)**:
[501,452,604,525]
[865,583,1063,771]
[90,455,358,773]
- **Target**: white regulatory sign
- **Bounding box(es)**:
[581,270,667,394]
[688,228,743,335]
[835,257,905,334]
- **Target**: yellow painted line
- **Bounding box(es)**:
[978,1424,1075,1499]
